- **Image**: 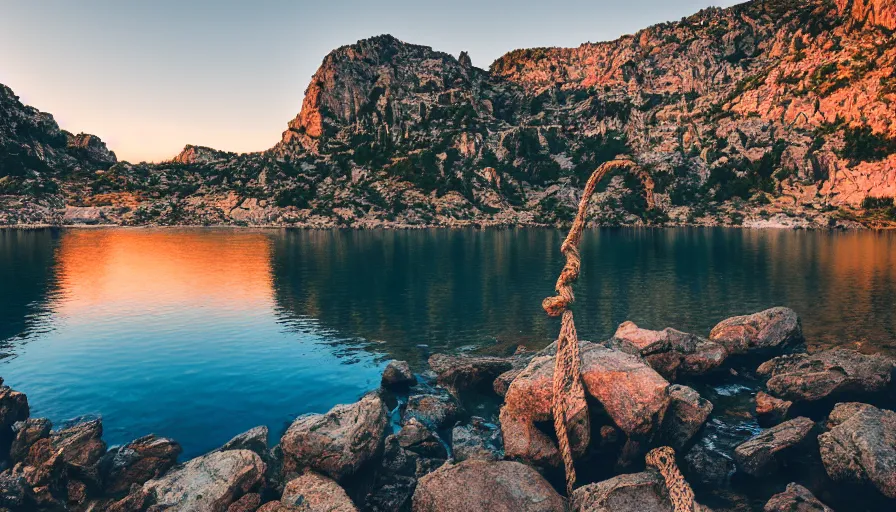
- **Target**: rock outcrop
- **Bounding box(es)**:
[757,349,894,402]
[451,417,503,462]
[381,360,417,388]
[661,385,713,450]
[733,417,815,476]
[411,460,564,512]
[9,418,50,464]
[836,0,896,30]
[709,308,803,356]
[5,0,896,228]
[755,391,792,426]
[818,402,896,498]
[280,393,389,481]
[279,472,358,512]
[571,471,673,512]
[142,449,265,512]
[402,391,460,431]
[763,482,834,512]
[501,341,670,468]
[427,354,513,394]
[220,426,269,458]
[99,434,182,496]
[611,322,727,381]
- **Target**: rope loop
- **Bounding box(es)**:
[543,159,654,497]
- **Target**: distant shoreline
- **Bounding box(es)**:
[1,222,889,231]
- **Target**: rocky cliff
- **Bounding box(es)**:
[1,0,895,228]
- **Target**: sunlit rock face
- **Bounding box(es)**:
[836,0,896,30]
[4,0,896,227]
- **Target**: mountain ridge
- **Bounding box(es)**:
[1,0,895,228]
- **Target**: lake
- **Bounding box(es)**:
[1,227,895,458]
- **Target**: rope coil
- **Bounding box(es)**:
[544,159,654,496]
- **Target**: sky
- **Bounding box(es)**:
[1,0,741,163]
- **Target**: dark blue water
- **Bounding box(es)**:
[1,227,895,458]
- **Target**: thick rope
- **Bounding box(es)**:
[543,159,654,496]
[645,446,696,512]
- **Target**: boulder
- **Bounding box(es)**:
[382,361,417,389]
[411,460,564,512]
[0,472,32,510]
[733,417,815,476]
[818,402,896,498]
[755,391,792,426]
[63,206,106,225]
[280,472,358,511]
[50,418,107,486]
[226,492,262,512]
[366,426,447,512]
[142,449,265,512]
[451,417,503,462]
[499,409,563,468]
[757,349,894,403]
[221,426,269,458]
[22,439,66,490]
[500,354,589,468]
[684,444,734,486]
[571,471,673,512]
[493,368,523,397]
[0,385,29,429]
[501,342,670,467]
[100,434,182,496]
[281,393,388,481]
[611,321,727,380]
[709,307,803,355]
[402,392,459,431]
[661,385,712,450]
[578,342,671,437]
[397,418,448,459]
[763,483,833,512]
[9,418,51,464]
[428,354,512,393]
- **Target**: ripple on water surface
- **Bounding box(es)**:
[0,227,895,457]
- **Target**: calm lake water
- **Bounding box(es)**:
[1,227,895,458]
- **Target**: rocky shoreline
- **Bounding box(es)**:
[1,307,895,511]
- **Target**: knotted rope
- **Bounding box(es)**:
[543,159,655,496]
[645,446,696,512]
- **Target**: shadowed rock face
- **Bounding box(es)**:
[571,471,674,512]
[411,460,564,512]
[99,434,182,496]
[5,0,896,228]
[763,482,834,512]
[733,416,815,476]
[611,321,727,380]
[818,402,896,499]
[757,349,894,402]
[661,385,713,450]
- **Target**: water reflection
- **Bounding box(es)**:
[0,229,60,345]
[0,227,894,458]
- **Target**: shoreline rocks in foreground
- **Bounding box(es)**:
[0,306,894,511]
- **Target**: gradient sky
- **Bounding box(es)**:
[1,0,741,163]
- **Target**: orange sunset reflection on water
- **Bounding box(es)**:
[52,229,276,316]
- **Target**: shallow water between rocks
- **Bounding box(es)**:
[1,226,894,474]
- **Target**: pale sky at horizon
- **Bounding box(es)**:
[1,0,741,163]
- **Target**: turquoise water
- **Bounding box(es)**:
[1,227,895,458]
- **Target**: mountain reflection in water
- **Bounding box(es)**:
[0,227,894,457]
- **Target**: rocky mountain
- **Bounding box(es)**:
[1,0,895,228]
